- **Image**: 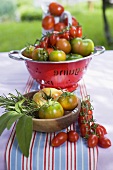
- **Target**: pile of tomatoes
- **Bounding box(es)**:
[51,95,111,149]
[22,2,95,62]
[32,87,78,119]
[42,2,79,31]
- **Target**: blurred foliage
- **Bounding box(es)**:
[19,6,42,21]
[0,0,17,21]
[0,1,113,51]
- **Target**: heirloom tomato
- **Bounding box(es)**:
[22,45,35,58]
[56,38,71,54]
[49,50,66,61]
[67,130,79,142]
[71,37,94,57]
[51,132,67,147]
[66,53,83,60]
[32,48,48,61]
[87,134,98,148]
[49,2,64,16]
[38,100,64,119]
[42,15,55,30]
[58,92,78,111]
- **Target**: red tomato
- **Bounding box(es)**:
[67,130,79,142]
[76,25,82,38]
[59,31,70,40]
[91,123,105,137]
[98,137,111,148]
[64,16,78,26]
[46,48,54,55]
[49,33,59,46]
[78,115,87,126]
[69,26,78,38]
[54,22,66,32]
[49,2,64,16]
[98,124,107,134]
[87,134,98,148]
[42,15,55,30]
[80,123,90,137]
[56,38,71,54]
[51,132,67,147]
[39,40,48,49]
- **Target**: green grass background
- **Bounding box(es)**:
[0,1,113,52]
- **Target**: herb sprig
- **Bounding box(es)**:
[0,90,39,157]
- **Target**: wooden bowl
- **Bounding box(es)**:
[24,91,81,133]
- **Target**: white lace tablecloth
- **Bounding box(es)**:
[0,51,113,170]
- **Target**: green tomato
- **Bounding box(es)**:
[49,50,66,61]
[66,53,83,60]
[58,92,78,111]
[32,48,48,61]
[71,37,94,57]
[22,45,35,58]
[38,100,64,119]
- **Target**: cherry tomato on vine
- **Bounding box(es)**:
[42,15,55,30]
[98,137,111,148]
[39,40,48,49]
[49,50,66,61]
[54,22,66,32]
[49,2,64,16]
[38,100,64,119]
[51,132,67,147]
[80,123,90,137]
[98,124,107,134]
[67,130,79,142]
[91,123,105,137]
[78,115,87,126]
[59,31,70,40]
[58,92,78,111]
[32,48,48,61]
[87,134,98,148]
[49,33,59,46]
[56,38,71,54]
[63,16,78,26]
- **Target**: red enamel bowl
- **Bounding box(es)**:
[9,46,105,91]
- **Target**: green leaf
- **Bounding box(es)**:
[0,111,22,134]
[7,112,23,130]
[0,111,18,135]
[15,99,25,113]
[16,115,33,157]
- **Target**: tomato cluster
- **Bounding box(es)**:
[22,2,95,61]
[51,95,111,149]
[42,2,78,31]
[78,96,111,148]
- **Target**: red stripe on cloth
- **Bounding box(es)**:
[52,138,54,170]
[30,131,37,170]
[6,125,16,170]
[44,133,48,170]
[22,155,24,170]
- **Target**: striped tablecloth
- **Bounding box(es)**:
[5,77,98,170]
